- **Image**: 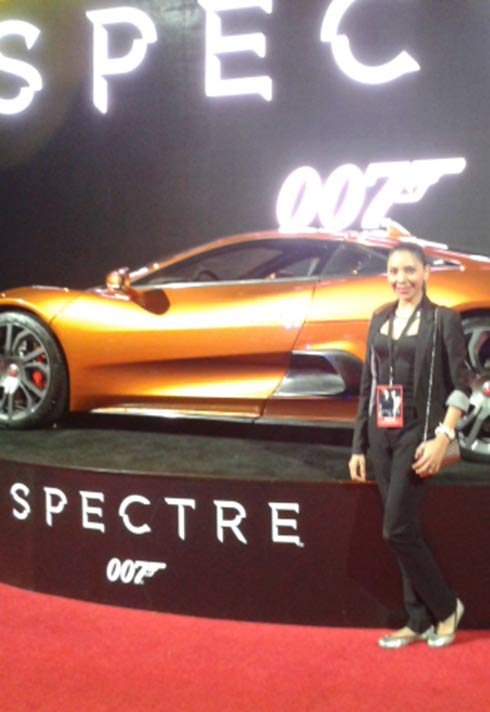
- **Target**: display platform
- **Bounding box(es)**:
[0,415,489,628]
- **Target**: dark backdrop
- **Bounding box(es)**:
[1,0,489,290]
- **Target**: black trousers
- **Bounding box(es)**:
[368,416,457,632]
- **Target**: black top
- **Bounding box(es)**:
[351,295,472,455]
[373,332,416,407]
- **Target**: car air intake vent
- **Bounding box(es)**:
[274,350,363,398]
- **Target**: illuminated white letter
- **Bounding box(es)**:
[362,161,410,228]
[276,166,322,230]
[319,163,365,230]
[44,487,68,527]
[80,491,105,533]
[10,482,31,521]
[214,500,247,544]
[269,502,304,547]
[165,498,196,541]
[86,7,158,114]
[0,21,43,115]
[320,0,420,85]
[119,495,151,535]
[198,0,273,101]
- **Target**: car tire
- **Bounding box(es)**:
[458,315,490,462]
[0,311,68,429]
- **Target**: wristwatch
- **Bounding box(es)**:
[435,423,456,442]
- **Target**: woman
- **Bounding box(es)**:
[349,242,472,649]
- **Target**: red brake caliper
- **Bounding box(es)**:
[32,356,47,389]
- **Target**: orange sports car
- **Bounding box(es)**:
[1,226,489,461]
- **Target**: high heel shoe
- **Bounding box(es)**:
[427,599,464,648]
[378,626,434,649]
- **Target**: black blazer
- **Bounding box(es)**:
[351,295,472,455]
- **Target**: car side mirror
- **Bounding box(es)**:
[104,268,169,315]
[105,267,131,292]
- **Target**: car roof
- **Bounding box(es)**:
[213,228,485,261]
[129,227,490,281]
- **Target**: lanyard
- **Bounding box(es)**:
[387,308,420,385]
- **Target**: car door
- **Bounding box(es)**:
[56,239,330,416]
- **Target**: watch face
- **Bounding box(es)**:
[436,425,455,441]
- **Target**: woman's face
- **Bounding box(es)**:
[387,249,429,305]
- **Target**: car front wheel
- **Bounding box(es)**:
[0,311,68,429]
[459,316,490,462]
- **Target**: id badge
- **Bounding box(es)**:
[376,385,404,428]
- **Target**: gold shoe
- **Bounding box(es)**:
[427,599,464,648]
[378,626,434,649]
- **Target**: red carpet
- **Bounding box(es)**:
[1,583,489,712]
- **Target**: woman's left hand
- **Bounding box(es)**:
[413,436,449,478]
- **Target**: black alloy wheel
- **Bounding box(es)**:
[0,311,68,429]
[459,316,490,462]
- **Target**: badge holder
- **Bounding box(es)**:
[376,385,404,428]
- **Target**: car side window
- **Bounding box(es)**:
[320,244,389,278]
[135,240,336,285]
[192,246,284,281]
[135,245,285,285]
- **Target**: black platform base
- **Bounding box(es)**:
[0,417,489,628]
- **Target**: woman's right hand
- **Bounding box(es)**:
[349,454,367,482]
